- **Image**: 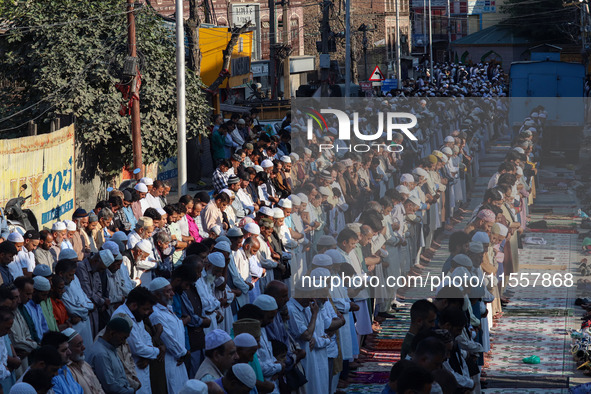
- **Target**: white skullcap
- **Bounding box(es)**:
[33,276,51,292]
[312,254,333,267]
[444,136,455,143]
[439,154,448,163]
[134,183,148,193]
[289,195,301,206]
[304,148,312,155]
[214,241,231,253]
[278,199,292,208]
[469,241,484,253]
[210,225,222,236]
[280,156,291,164]
[232,363,257,389]
[400,174,414,183]
[253,294,278,311]
[233,333,258,348]
[148,277,170,292]
[156,208,167,216]
[273,208,285,219]
[452,254,473,268]
[64,220,77,232]
[51,222,66,232]
[140,177,153,186]
[296,193,308,204]
[208,252,226,268]
[58,249,78,261]
[472,231,490,244]
[221,189,235,199]
[61,327,79,342]
[253,165,264,173]
[290,152,300,161]
[99,249,115,267]
[204,329,232,351]
[324,249,346,265]
[243,223,260,235]
[408,196,422,207]
[413,167,429,178]
[261,159,274,168]
[259,206,274,217]
[442,147,453,156]
[8,383,37,394]
[396,185,411,195]
[318,187,332,197]
[516,166,523,175]
[135,239,153,254]
[7,232,24,243]
[492,223,508,236]
[178,380,208,394]
[513,147,525,154]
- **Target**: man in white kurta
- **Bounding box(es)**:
[253,295,283,393]
[113,288,162,394]
[62,274,94,350]
[147,278,189,394]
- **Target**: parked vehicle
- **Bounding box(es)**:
[2,184,38,236]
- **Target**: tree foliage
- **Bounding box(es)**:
[0,0,210,179]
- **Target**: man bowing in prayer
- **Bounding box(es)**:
[148,277,190,394]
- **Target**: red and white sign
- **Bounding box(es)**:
[368,66,385,81]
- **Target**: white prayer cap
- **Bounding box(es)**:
[261,159,274,168]
[111,231,128,242]
[324,249,346,265]
[472,231,490,244]
[469,241,484,253]
[134,183,148,193]
[156,208,167,216]
[134,239,152,254]
[61,327,79,342]
[280,156,291,164]
[278,199,292,208]
[513,147,525,154]
[259,206,274,217]
[289,195,301,206]
[51,222,66,232]
[396,185,411,195]
[178,380,208,394]
[243,223,260,235]
[413,167,429,178]
[208,252,226,268]
[232,363,257,389]
[148,277,170,292]
[312,254,333,267]
[400,174,414,183]
[137,217,153,228]
[7,232,24,243]
[8,383,37,394]
[64,220,77,232]
[290,153,300,161]
[253,165,264,173]
[296,193,308,204]
[516,166,523,176]
[226,227,243,237]
[215,236,230,244]
[204,329,232,351]
[253,294,278,311]
[234,333,258,348]
[273,208,285,219]
[58,249,78,261]
[304,148,312,155]
[442,147,453,156]
[221,189,235,198]
[452,254,473,268]
[444,136,455,143]
[99,250,115,267]
[318,187,332,197]
[214,241,231,253]
[408,196,422,207]
[492,223,508,236]
[210,225,222,236]
[33,276,51,292]
[140,177,153,186]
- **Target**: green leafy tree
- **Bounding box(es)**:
[0,0,210,179]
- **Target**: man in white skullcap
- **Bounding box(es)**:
[211,243,236,334]
[144,180,165,212]
[148,277,189,393]
[179,379,209,394]
[233,333,258,365]
[10,230,39,280]
[49,222,68,262]
[25,277,51,340]
[195,254,223,335]
[63,327,104,394]
[213,363,257,393]
[133,182,150,217]
[253,294,283,391]
[240,236,263,303]
[195,329,237,382]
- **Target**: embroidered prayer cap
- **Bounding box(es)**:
[233,333,258,348]
[204,329,232,351]
[280,156,291,164]
[442,147,453,156]
[444,136,455,143]
[232,363,257,389]
[476,209,495,223]
[261,159,274,168]
[296,193,308,204]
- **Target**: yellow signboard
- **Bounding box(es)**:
[0,125,75,227]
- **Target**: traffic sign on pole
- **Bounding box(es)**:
[368,66,385,81]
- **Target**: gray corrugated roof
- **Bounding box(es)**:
[452,24,533,46]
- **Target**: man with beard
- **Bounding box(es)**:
[195,329,238,382]
[225,228,251,312]
[63,328,104,394]
[148,277,189,393]
[49,222,68,262]
[11,276,38,376]
[34,231,54,268]
[25,277,50,340]
[40,331,84,394]
[71,209,91,261]
[50,275,70,331]
[113,287,164,394]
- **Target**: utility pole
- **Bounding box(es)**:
[269,0,277,99]
[423,0,426,56]
[447,0,451,62]
[320,0,331,97]
[395,0,401,88]
[345,0,351,97]
[176,0,187,196]
[428,0,434,82]
[361,26,369,80]
[283,0,291,99]
[127,0,142,179]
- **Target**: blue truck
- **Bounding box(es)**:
[509,60,586,161]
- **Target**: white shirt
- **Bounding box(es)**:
[232,249,250,280]
[145,193,162,211]
[236,189,255,217]
[0,335,10,380]
[62,276,94,320]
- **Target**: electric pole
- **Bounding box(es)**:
[127,0,142,179]
[176,0,187,196]
[320,0,331,97]
[423,0,426,56]
[447,0,451,62]
[428,0,434,82]
[269,0,277,99]
[345,0,351,97]
[283,0,291,99]
[395,0,401,88]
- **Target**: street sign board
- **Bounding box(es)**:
[382,78,398,92]
[359,82,373,92]
[368,66,385,81]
